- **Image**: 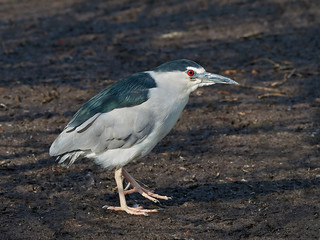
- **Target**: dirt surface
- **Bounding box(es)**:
[1,0,320,239]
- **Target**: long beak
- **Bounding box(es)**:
[198,72,239,86]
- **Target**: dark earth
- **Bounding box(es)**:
[1,0,320,239]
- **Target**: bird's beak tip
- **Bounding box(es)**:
[229,79,239,85]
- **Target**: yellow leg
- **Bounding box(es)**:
[106,167,158,216]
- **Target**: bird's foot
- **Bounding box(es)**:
[124,186,171,203]
[105,205,158,216]
[122,168,171,203]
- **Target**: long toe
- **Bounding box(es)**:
[107,206,158,216]
[142,188,171,200]
[122,169,171,202]
[124,186,171,201]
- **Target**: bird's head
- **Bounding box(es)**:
[150,59,238,93]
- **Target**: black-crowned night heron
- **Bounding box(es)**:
[49,59,238,216]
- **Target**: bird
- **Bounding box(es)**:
[49,59,239,216]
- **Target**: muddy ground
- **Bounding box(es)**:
[1,0,320,239]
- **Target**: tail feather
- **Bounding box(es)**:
[56,151,84,167]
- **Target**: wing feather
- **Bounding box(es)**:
[49,72,157,164]
[49,105,154,157]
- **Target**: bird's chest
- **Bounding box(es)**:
[148,88,189,140]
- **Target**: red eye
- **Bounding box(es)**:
[187,70,195,76]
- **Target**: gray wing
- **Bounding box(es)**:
[49,106,154,158]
